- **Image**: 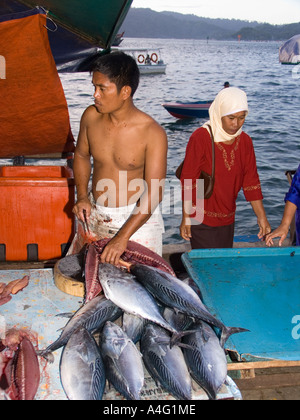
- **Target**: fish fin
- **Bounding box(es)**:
[220,327,250,348]
[176,342,196,351]
[37,350,55,363]
[169,329,197,348]
[55,312,73,319]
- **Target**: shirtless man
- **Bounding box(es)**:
[72,52,168,265]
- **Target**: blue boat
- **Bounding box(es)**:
[182,241,300,363]
[162,100,212,119]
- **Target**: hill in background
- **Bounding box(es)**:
[120,8,300,41]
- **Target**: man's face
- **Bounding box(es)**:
[92,72,125,114]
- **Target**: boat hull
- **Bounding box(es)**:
[139,64,166,75]
[163,101,212,119]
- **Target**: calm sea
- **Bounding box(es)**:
[59,38,300,245]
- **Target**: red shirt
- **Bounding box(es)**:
[180,127,263,227]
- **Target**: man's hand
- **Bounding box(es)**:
[266,225,289,247]
[100,235,128,265]
[72,197,92,224]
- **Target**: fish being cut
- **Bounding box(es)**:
[84,238,176,302]
[100,322,144,400]
[0,330,40,401]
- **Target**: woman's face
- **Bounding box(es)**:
[221,111,247,136]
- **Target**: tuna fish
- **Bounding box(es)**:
[39,295,122,359]
[131,264,248,347]
[122,313,148,344]
[98,264,179,336]
[183,321,228,400]
[141,323,192,400]
[60,327,105,400]
[100,322,144,400]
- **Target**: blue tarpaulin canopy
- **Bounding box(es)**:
[279,34,300,64]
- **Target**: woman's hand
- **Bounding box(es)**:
[180,217,192,241]
[257,216,272,241]
[250,200,271,241]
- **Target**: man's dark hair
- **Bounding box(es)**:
[91,51,140,97]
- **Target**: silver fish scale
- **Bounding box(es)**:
[99,264,178,334]
[145,351,191,400]
[100,322,144,400]
[82,304,122,333]
[183,323,228,400]
[132,265,226,332]
[141,324,192,400]
[41,296,122,355]
[60,328,106,400]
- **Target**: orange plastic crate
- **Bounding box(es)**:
[0,166,75,261]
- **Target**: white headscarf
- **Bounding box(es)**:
[203,87,249,143]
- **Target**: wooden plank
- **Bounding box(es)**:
[0,260,58,270]
[228,360,300,371]
[235,372,300,391]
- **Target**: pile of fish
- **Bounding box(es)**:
[40,260,248,401]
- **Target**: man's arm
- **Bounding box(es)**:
[101,123,168,264]
[72,109,92,223]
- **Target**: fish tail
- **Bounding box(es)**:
[220,327,250,348]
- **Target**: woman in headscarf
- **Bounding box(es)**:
[266,165,300,247]
[180,87,271,249]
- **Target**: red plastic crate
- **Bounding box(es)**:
[0,166,75,261]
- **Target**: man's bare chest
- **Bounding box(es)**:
[88,125,146,171]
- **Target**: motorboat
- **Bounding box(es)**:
[162,100,212,119]
[115,48,167,75]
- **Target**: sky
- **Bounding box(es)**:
[131,0,300,25]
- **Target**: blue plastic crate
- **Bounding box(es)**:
[182,246,300,361]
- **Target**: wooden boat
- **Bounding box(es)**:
[162,100,212,119]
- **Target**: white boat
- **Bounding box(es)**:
[113,47,167,75]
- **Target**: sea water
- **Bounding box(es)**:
[59,38,300,245]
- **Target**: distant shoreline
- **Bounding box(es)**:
[120,8,300,42]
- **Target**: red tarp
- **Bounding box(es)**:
[0,13,74,157]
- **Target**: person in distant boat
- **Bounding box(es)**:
[266,165,300,247]
[224,82,230,88]
[179,87,271,249]
[69,52,167,263]
[145,54,151,65]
